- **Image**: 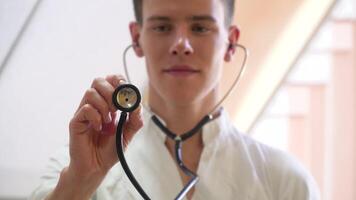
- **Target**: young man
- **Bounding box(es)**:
[30,0,320,199]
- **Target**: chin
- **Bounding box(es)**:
[149,79,214,107]
[163,88,206,107]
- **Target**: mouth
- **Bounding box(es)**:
[162,65,200,77]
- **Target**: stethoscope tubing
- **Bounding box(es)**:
[116,43,249,200]
[123,43,249,115]
[116,111,151,200]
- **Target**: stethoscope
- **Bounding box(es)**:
[112,43,248,200]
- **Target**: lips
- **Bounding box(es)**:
[162,65,200,77]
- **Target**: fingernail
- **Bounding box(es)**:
[119,79,126,85]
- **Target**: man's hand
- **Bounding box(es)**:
[69,74,143,177]
[46,75,143,200]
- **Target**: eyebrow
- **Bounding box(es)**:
[189,15,216,23]
[147,16,170,22]
[146,15,216,23]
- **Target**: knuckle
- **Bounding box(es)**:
[103,103,110,112]
[81,104,93,112]
[105,74,114,79]
[69,118,75,127]
[95,114,102,123]
[99,103,110,114]
[95,96,109,112]
[92,77,104,87]
[84,88,96,98]
[81,104,101,122]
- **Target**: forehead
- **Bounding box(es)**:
[142,0,225,23]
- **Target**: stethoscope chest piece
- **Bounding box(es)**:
[112,84,141,112]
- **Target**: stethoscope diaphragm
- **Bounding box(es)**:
[112,84,141,112]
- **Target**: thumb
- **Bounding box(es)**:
[123,105,143,146]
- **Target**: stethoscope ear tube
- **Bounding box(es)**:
[118,43,248,199]
[116,111,151,200]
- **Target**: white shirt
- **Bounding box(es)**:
[30,109,320,200]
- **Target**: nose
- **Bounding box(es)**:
[169,29,194,56]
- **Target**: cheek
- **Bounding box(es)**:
[197,34,227,58]
[142,36,169,64]
[202,39,226,87]
[144,61,160,85]
[141,46,162,76]
[200,36,227,68]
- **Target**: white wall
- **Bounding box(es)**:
[0,0,146,198]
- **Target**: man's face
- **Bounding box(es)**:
[133,0,234,106]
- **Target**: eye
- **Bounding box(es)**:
[191,24,210,33]
[153,24,172,33]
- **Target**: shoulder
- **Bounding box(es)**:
[224,128,320,200]
[264,146,320,200]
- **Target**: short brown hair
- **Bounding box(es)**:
[132,0,235,27]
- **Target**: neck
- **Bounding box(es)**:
[148,87,219,136]
[148,85,220,175]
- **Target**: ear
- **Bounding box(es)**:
[129,22,144,57]
[224,25,240,62]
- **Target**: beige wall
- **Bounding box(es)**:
[246,4,355,199]
[221,0,335,132]
[329,20,355,200]
[285,20,356,200]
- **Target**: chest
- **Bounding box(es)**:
[108,129,272,200]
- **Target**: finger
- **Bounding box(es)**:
[102,112,117,135]
[90,77,117,113]
[77,88,111,124]
[105,74,126,88]
[71,104,103,133]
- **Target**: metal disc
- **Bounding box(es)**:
[117,87,137,108]
[112,84,141,112]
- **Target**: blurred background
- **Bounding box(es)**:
[0,0,354,199]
